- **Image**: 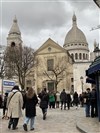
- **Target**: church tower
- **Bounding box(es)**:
[7,16,22,48]
[63,14,91,94]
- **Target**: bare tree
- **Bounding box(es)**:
[4,45,35,89]
[0,54,5,79]
[38,56,73,92]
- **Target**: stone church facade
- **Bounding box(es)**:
[33,38,73,93]
[6,14,100,94]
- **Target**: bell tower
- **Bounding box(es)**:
[7,16,22,48]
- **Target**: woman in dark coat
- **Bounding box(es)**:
[23,87,38,131]
[73,91,79,109]
[38,88,49,120]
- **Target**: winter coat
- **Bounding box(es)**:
[90,90,97,104]
[56,93,60,102]
[66,93,71,103]
[60,91,67,102]
[38,91,49,109]
[84,92,91,104]
[49,94,55,102]
[7,90,23,118]
[0,95,3,108]
[23,94,38,118]
[3,95,8,109]
[73,92,79,104]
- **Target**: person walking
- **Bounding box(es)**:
[90,88,98,118]
[2,92,9,119]
[73,91,79,109]
[60,89,67,110]
[49,91,56,109]
[79,93,84,107]
[55,91,60,108]
[23,87,38,131]
[66,92,71,110]
[0,94,3,108]
[7,85,23,130]
[38,88,49,120]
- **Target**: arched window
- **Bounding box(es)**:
[71,53,74,59]
[86,54,87,59]
[11,42,15,47]
[83,53,85,59]
[79,53,82,59]
[87,54,89,59]
[75,53,78,60]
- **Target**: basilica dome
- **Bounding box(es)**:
[64,14,88,46]
[63,14,89,62]
[64,25,87,44]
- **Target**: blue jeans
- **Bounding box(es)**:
[24,116,35,129]
[85,104,90,117]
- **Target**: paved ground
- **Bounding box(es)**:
[0,106,81,133]
[76,109,100,133]
[0,106,100,133]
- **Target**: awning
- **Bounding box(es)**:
[88,63,100,75]
[86,56,100,77]
[86,77,96,84]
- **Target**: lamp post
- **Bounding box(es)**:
[80,76,83,93]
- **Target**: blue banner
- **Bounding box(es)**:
[3,81,15,86]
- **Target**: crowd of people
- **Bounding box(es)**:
[0,86,98,131]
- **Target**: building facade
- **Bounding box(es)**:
[6,14,100,94]
[63,14,92,93]
[34,38,73,93]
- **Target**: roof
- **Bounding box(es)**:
[64,14,88,45]
[9,16,21,35]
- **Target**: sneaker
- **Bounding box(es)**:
[30,128,34,131]
[23,124,28,131]
[12,127,18,130]
[8,123,12,129]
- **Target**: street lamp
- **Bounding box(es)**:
[80,76,83,93]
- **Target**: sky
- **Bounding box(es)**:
[0,0,100,52]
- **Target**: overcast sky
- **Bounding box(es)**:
[0,0,100,51]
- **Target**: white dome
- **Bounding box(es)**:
[63,14,89,62]
[64,14,88,46]
[64,26,87,44]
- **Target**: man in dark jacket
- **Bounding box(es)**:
[84,88,91,117]
[90,88,98,117]
[66,92,71,110]
[60,89,67,110]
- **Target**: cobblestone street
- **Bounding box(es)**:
[0,106,82,133]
